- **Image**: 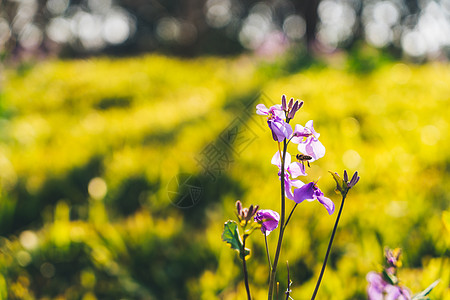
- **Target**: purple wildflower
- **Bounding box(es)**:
[291,120,325,161]
[385,248,402,268]
[256,103,285,119]
[256,103,293,142]
[271,152,305,200]
[367,272,411,300]
[293,182,335,215]
[254,209,280,235]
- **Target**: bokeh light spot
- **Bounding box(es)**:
[365,21,392,47]
[420,125,440,145]
[156,17,181,42]
[19,230,38,250]
[18,23,43,49]
[342,149,361,169]
[401,30,427,57]
[103,8,132,45]
[40,262,56,278]
[283,15,306,40]
[88,177,108,200]
[16,251,32,267]
[340,117,360,137]
[46,0,69,15]
[47,17,72,43]
[373,1,400,26]
[205,0,232,28]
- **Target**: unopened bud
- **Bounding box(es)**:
[281,95,287,111]
[288,98,294,110]
[236,200,242,216]
[288,101,299,119]
[348,171,360,188]
[236,201,259,223]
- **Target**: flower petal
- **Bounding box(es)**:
[288,162,307,178]
[367,272,385,300]
[270,105,285,119]
[269,118,293,142]
[268,120,283,141]
[305,120,320,139]
[298,137,325,162]
[254,209,280,235]
[271,151,291,167]
[256,104,269,115]
[293,182,315,204]
[317,195,335,215]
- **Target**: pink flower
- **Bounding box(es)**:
[256,104,285,119]
[293,182,335,215]
[291,120,325,162]
[254,209,280,235]
[367,272,411,300]
[271,152,305,200]
[256,104,293,142]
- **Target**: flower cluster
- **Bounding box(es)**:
[366,247,439,300]
[222,94,361,300]
[367,248,411,300]
[259,95,333,214]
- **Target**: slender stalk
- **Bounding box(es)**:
[285,261,291,300]
[284,203,298,229]
[310,193,347,300]
[265,234,272,273]
[242,235,252,300]
[276,282,279,300]
[268,139,288,300]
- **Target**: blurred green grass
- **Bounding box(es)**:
[0,55,449,299]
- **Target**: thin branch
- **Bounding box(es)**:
[268,139,288,299]
[310,194,347,300]
[285,261,291,300]
[284,203,298,229]
[242,235,252,300]
[265,234,272,274]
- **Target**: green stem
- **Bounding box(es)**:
[285,261,291,300]
[242,235,252,300]
[284,203,298,229]
[310,193,347,300]
[268,139,288,300]
[265,234,272,275]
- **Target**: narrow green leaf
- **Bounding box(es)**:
[382,269,397,285]
[222,220,250,259]
[412,279,440,300]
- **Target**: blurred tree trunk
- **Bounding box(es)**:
[294,0,321,53]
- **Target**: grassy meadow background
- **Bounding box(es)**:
[0,54,449,299]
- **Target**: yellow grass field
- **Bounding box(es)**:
[0,55,448,299]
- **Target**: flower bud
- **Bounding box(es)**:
[288,98,294,110]
[287,100,303,119]
[281,95,287,111]
[236,200,259,223]
[329,170,360,196]
[287,101,298,119]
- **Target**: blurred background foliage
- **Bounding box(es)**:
[1,0,450,61]
[0,0,449,299]
[0,53,448,299]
